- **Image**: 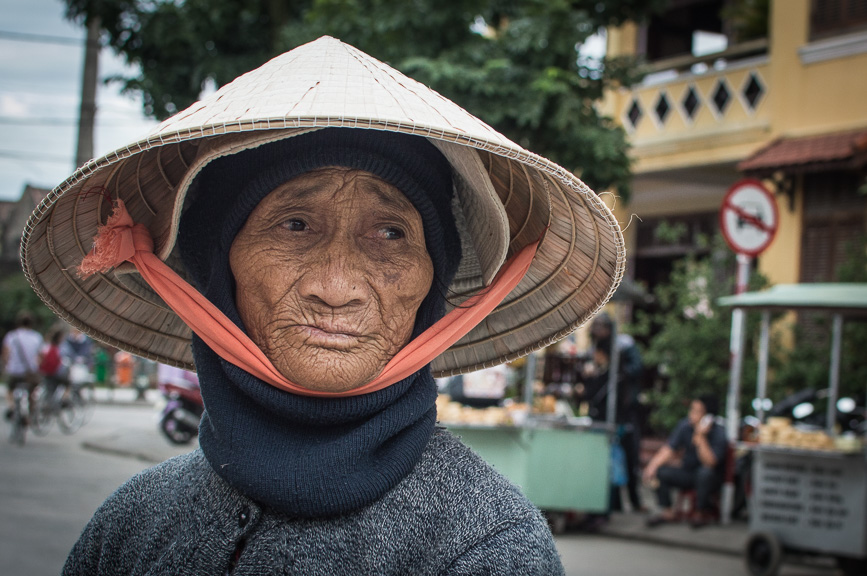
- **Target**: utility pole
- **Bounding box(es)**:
[75,16,100,169]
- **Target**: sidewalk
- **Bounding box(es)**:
[92,386,161,406]
[84,386,199,464]
[600,510,748,557]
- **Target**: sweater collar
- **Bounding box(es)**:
[195,335,437,518]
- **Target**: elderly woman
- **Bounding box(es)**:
[22,38,624,575]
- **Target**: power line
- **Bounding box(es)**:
[0,150,72,164]
[0,116,150,127]
[0,30,91,47]
[0,117,77,126]
[0,89,145,112]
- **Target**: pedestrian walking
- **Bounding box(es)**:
[2,311,44,421]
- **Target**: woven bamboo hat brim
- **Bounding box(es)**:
[21,36,625,377]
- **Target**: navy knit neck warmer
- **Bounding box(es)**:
[178,128,461,518]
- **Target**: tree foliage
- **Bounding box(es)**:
[0,270,59,335]
[632,234,767,433]
[63,0,669,199]
[721,0,770,43]
[770,237,867,403]
[634,233,867,434]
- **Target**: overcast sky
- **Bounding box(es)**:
[0,0,158,201]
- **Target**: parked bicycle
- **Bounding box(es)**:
[32,381,87,435]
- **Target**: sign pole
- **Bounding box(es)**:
[718,178,777,526]
[605,320,620,426]
[727,253,751,442]
[756,310,771,422]
[721,253,750,525]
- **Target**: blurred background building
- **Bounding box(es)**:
[603,0,867,293]
[0,185,49,275]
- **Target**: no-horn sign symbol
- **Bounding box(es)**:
[720,179,778,256]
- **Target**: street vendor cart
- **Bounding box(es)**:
[446,419,612,516]
[719,283,867,576]
[439,351,613,532]
[440,283,652,530]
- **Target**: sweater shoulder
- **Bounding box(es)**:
[392,426,549,534]
[72,450,217,542]
[103,450,212,504]
[63,450,244,576]
[416,427,528,498]
[377,427,562,573]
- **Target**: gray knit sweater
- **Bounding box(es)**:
[63,427,564,575]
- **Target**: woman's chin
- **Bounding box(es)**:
[276,356,383,394]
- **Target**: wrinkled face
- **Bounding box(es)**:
[229,167,434,393]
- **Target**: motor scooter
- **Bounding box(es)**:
[157,364,203,445]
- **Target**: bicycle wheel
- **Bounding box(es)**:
[76,383,96,425]
[30,385,54,436]
[8,390,27,446]
[57,388,86,434]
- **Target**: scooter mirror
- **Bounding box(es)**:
[792,402,814,419]
[836,397,856,414]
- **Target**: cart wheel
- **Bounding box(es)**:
[744,532,782,576]
[836,555,867,576]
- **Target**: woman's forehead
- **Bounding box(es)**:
[266,167,416,211]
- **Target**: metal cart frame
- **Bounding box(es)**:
[719,283,867,576]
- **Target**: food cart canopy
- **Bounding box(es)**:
[718,283,867,315]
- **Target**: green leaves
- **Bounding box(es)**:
[63,0,666,197]
[632,235,767,432]
[0,271,58,334]
[772,237,867,402]
[635,234,867,433]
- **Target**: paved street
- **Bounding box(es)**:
[0,390,192,575]
[0,392,841,575]
[557,534,838,576]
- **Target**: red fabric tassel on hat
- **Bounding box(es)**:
[79,200,152,276]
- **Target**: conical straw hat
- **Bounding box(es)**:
[21,36,625,376]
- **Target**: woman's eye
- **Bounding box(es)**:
[380,226,405,240]
[282,218,308,232]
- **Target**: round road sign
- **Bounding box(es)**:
[720,179,778,256]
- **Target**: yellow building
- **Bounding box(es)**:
[604,0,867,293]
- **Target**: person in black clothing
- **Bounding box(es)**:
[585,312,644,513]
[643,394,728,528]
[581,341,644,514]
[587,313,644,404]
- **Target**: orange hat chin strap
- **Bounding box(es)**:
[80,200,538,397]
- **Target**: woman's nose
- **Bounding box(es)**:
[296,234,369,309]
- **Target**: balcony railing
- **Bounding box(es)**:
[616,37,771,164]
[643,38,769,78]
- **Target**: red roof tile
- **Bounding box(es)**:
[738,128,867,175]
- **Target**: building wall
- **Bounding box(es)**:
[0,185,49,275]
[606,0,867,288]
[770,0,867,136]
[760,179,803,285]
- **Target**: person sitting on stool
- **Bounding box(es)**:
[643,394,727,528]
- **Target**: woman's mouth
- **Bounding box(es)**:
[297,324,361,348]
